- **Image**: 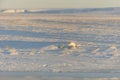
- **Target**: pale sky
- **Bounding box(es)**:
[0,0,120,9]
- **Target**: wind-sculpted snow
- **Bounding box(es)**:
[1,7,120,14]
[0,13,120,79]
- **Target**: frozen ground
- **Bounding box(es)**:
[0,11,120,79]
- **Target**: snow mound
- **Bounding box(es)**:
[105,45,119,57]
[9,48,18,56]
[2,9,26,13]
[58,42,77,49]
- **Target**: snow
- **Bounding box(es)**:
[2,9,26,13]
[0,10,120,79]
[2,9,16,13]
[1,7,120,14]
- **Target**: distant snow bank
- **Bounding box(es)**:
[1,9,49,13]
[2,9,26,13]
[0,7,120,14]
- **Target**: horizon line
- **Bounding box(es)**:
[0,7,120,10]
